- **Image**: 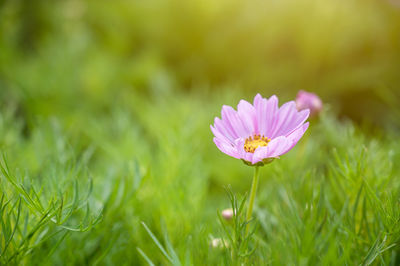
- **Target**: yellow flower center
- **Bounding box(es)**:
[244,134,271,153]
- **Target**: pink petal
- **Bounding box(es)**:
[251,146,268,164]
[249,136,288,163]
[213,137,240,159]
[276,108,310,138]
[264,95,279,137]
[221,105,249,138]
[210,124,233,145]
[237,100,257,135]
[266,136,292,158]
[254,94,267,136]
[268,122,309,158]
[213,117,236,143]
[270,101,305,138]
[235,138,254,162]
[253,93,263,106]
[284,122,309,151]
[254,94,278,137]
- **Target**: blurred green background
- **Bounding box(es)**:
[1,0,400,130]
[2,0,400,265]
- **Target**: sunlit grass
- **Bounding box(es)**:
[0,91,399,265]
[1,0,400,264]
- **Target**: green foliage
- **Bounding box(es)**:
[216,187,259,265]
[1,0,400,264]
[0,91,399,264]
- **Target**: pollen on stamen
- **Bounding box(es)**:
[244,134,271,153]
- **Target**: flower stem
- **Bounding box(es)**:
[245,166,260,235]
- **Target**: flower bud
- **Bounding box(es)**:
[210,238,228,248]
[295,90,323,118]
[221,208,234,221]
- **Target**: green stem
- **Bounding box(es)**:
[245,166,260,235]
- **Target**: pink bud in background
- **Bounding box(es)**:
[221,208,234,220]
[295,90,323,118]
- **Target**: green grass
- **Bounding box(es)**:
[1,0,400,264]
[0,91,400,265]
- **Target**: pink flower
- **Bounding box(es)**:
[211,94,309,166]
[295,90,323,118]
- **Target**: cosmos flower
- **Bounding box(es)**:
[295,90,323,118]
[211,94,309,166]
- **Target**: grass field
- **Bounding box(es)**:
[1,0,400,265]
[1,91,400,265]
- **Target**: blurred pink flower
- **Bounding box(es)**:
[295,90,323,117]
[211,94,309,166]
[221,208,234,220]
[388,0,400,8]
